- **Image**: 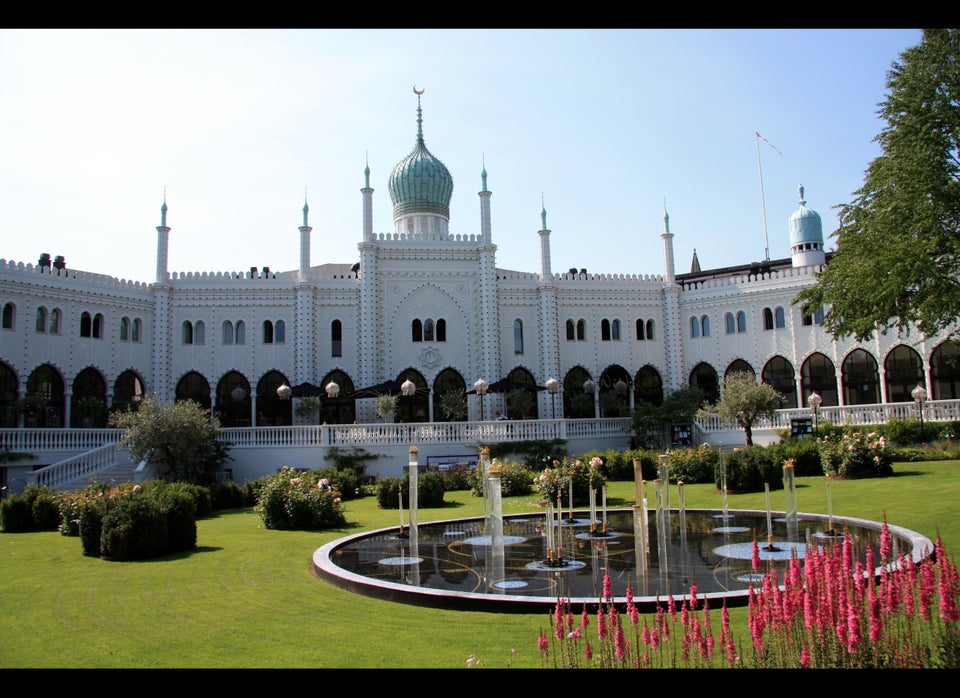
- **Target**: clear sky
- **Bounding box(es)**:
[0,28,923,283]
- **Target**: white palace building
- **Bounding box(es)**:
[2,95,960,490]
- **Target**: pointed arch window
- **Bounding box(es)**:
[120,316,130,341]
[412,319,423,342]
[611,319,621,340]
[576,319,586,340]
[646,319,655,340]
[636,318,645,340]
[36,307,48,333]
[513,319,524,354]
[195,320,206,345]
[566,319,575,340]
[131,317,141,342]
[436,319,446,342]
[275,320,285,343]
[49,308,61,334]
[763,307,774,331]
[1,302,14,329]
[690,316,700,338]
[183,320,194,345]
[81,311,92,338]
[232,321,242,345]
[736,310,746,333]
[263,320,274,344]
[222,321,234,345]
[701,315,711,337]
[423,319,435,342]
[601,319,611,341]
[726,312,736,334]
[332,319,342,357]
[774,307,785,328]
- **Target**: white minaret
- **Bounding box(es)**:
[155,195,170,283]
[538,196,552,279]
[661,199,675,285]
[362,157,374,242]
[479,159,492,245]
[299,193,311,281]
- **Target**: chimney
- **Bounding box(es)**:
[38,253,51,269]
[53,255,66,270]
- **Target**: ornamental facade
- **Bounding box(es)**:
[2,95,959,431]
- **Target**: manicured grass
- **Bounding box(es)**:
[1,460,957,669]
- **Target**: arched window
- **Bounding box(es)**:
[1,302,14,329]
[195,320,205,345]
[49,308,61,334]
[725,312,736,334]
[275,320,285,343]
[725,359,755,381]
[690,316,700,338]
[576,319,586,340]
[81,311,92,338]
[803,306,825,326]
[222,321,234,345]
[263,320,274,344]
[92,313,104,339]
[689,362,720,404]
[762,355,797,408]
[513,319,524,354]
[801,352,838,406]
[412,319,423,342]
[131,318,141,342]
[646,319,655,340]
[436,319,446,341]
[842,348,880,405]
[701,315,711,337]
[611,319,621,340]
[601,319,611,341]
[35,307,47,333]
[635,365,663,406]
[763,307,774,331]
[232,321,242,345]
[183,320,194,345]
[424,319,434,342]
[636,319,645,340]
[566,319,575,340]
[930,340,960,400]
[736,310,747,333]
[774,307,786,328]
[120,316,129,341]
[332,319,342,357]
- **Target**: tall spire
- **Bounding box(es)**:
[541,193,547,231]
[302,188,309,227]
[414,85,424,145]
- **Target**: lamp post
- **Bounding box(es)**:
[912,383,927,442]
[276,384,292,401]
[546,377,559,419]
[475,378,489,421]
[325,381,340,399]
[808,391,822,436]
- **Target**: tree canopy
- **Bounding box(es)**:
[698,372,784,446]
[110,396,231,484]
[793,28,960,343]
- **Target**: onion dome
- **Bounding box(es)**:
[387,89,454,220]
[788,184,823,247]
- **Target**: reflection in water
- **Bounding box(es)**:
[314,509,933,612]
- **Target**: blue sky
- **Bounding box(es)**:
[0,28,923,283]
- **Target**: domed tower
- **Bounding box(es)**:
[788,184,826,267]
[387,87,454,238]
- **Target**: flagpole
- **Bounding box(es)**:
[756,132,771,262]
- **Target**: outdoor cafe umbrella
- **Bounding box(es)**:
[349,379,404,399]
[289,381,326,398]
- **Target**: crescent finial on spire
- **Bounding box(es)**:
[413,85,424,95]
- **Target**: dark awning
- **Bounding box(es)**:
[350,380,404,399]
[290,382,326,398]
[466,378,547,394]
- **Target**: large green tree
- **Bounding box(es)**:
[697,372,784,447]
[110,396,231,484]
[794,29,960,343]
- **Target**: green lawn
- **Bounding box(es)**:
[1,460,957,669]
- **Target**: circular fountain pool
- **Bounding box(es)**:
[313,508,933,613]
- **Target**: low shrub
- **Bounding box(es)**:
[818,431,894,479]
[468,459,535,498]
[665,444,716,484]
[0,484,62,532]
[255,467,346,530]
[211,480,253,509]
[375,471,448,509]
[532,457,605,507]
[720,445,783,493]
[768,438,822,476]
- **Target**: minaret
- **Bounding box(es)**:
[156,194,170,283]
[538,195,552,279]
[479,158,492,244]
[789,184,826,267]
[661,199,675,284]
[299,191,311,281]
[362,155,374,241]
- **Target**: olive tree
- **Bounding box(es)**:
[698,372,784,447]
[109,396,231,484]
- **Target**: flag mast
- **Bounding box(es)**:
[755,132,784,263]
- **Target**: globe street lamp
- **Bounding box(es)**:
[545,377,560,419]
[583,378,597,419]
[474,378,489,421]
[912,383,928,442]
[808,391,822,436]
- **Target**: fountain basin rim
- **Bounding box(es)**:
[312,508,934,614]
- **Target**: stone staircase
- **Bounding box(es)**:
[58,462,141,492]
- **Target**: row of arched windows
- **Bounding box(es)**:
[692,305,826,338]
[412,318,447,342]
[566,318,657,342]
[2,302,144,342]
[182,319,287,346]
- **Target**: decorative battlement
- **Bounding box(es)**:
[0,258,149,290]
[371,231,481,243]
[552,270,665,283]
[680,264,820,291]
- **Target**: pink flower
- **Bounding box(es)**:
[333,497,341,504]
[536,631,549,652]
